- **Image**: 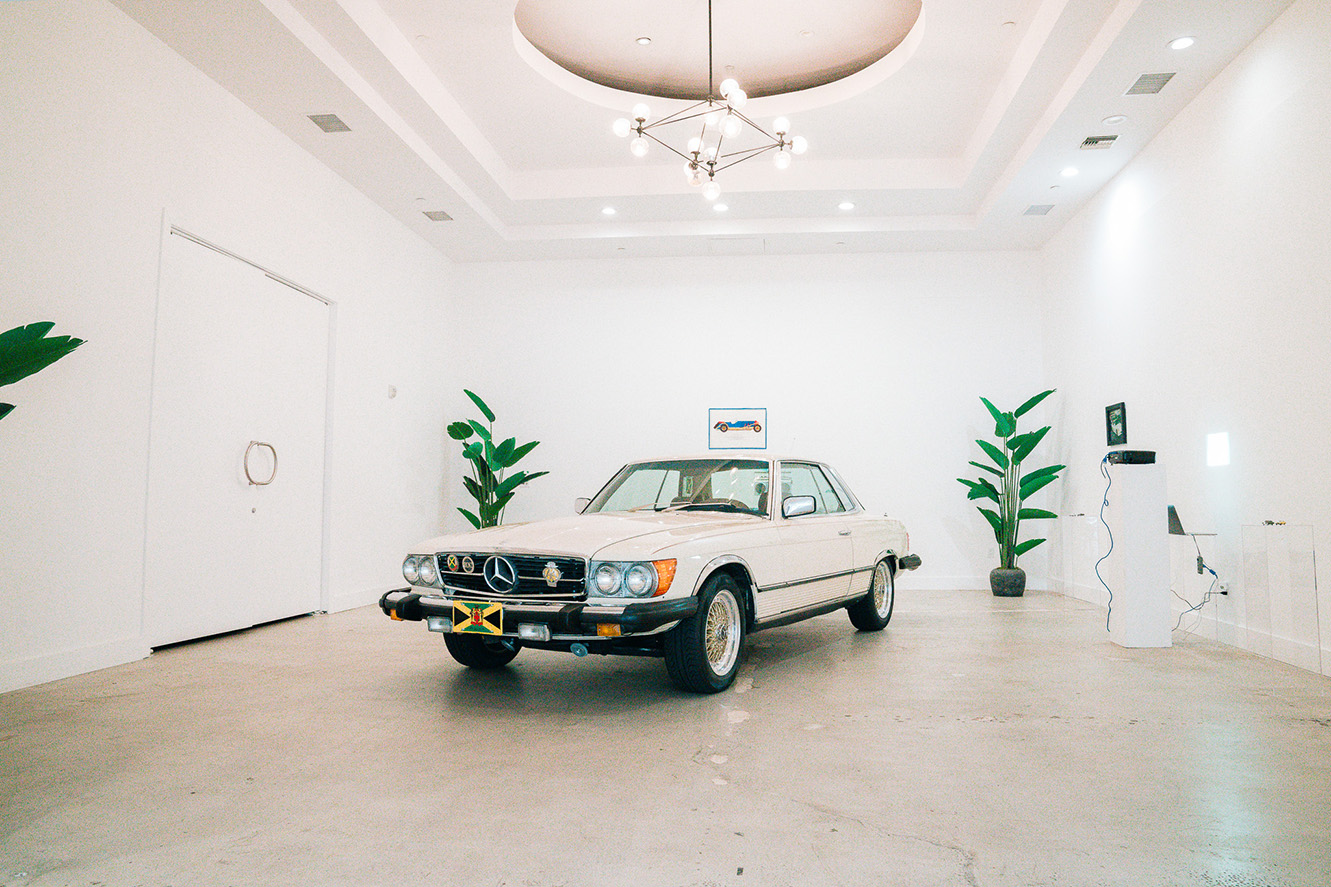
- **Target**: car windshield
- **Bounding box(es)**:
[586,459,771,517]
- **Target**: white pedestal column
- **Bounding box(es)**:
[1106,462,1171,648]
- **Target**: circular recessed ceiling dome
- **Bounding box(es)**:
[514,0,923,103]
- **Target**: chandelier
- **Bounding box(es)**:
[610,0,808,201]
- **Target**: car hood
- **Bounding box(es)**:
[411,511,766,560]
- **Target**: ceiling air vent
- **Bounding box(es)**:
[1081,135,1118,150]
[423,210,452,222]
[1125,72,1175,95]
[307,114,351,133]
[1024,205,1054,216]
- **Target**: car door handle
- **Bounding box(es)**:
[838,530,852,536]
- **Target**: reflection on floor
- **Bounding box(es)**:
[2,589,1329,886]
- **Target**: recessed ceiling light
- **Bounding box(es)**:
[800,30,814,38]
[602,206,616,216]
[1169,36,1195,50]
[838,201,855,211]
[1102,114,1128,126]
[636,36,652,46]
[713,203,729,212]
[1061,167,1079,178]
[1002,21,1016,28]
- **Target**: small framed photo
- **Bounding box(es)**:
[1105,402,1127,446]
[709,408,767,450]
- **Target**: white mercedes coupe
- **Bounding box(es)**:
[381,457,920,693]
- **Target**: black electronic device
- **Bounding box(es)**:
[1106,449,1155,464]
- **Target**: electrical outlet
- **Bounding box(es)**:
[1219,582,1230,595]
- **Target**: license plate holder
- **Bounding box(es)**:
[452,601,503,635]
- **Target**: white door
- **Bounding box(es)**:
[144,232,329,647]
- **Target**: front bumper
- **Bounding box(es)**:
[379,589,697,640]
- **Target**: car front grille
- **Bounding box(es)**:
[435,552,587,601]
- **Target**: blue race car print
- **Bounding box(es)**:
[714,420,762,433]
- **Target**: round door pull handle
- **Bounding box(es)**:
[244,440,278,486]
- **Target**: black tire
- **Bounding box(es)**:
[718,423,729,432]
[444,633,520,669]
[847,560,895,631]
[752,423,761,432]
[664,573,746,693]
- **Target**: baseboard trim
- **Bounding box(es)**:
[1,636,150,695]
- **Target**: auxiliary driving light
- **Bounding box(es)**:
[518,623,551,642]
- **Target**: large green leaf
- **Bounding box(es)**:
[467,419,492,441]
[0,323,84,388]
[463,389,496,423]
[463,441,484,461]
[976,439,1009,469]
[506,439,540,468]
[957,478,999,502]
[1013,389,1055,419]
[458,507,482,529]
[969,460,1003,477]
[1018,507,1058,520]
[1013,537,1046,558]
[493,471,528,500]
[978,507,1003,544]
[1020,464,1064,486]
[0,403,13,421]
[494,437,516,467]
[1019,472,1059,500]
[1008,425,1050,464]
[463,475,483,501]
[980,397,1016,438]
[492,491,515,515]
[446,421,474,441]
[522,470,549,485]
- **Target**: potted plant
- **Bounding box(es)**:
[957,389,1064,597]
[446,390,547,529]
[1,322,84,423]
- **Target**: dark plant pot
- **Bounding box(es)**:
[990,567,1026,597]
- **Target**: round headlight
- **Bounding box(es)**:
[402,556,421,585]
[624,563,655,597]
[594,563,622,596]
[418,556,439,587]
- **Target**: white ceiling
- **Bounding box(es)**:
[111,0,1293,263]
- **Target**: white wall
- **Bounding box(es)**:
[1041,0,1331,673]
[0,0,455,691]
[450,251,1051,591]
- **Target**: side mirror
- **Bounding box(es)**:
[782,495,816,518]
[574,497,591,514]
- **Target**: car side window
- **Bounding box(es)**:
[782,463,840,515]
[811,466,846,513]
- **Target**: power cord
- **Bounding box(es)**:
[1173,535,1220,631]
[1093,455,1114,632]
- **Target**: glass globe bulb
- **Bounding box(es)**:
[702,180,722,201]
[772,116,790,135]
[630,136,649,158]
[687,135,702,154]
[612,117,632,138]
[688,165,704,187]
[729,88,747,110]
[773,150,792,170]
[791,135,808,155]
[704,145,718,161]
[704,109,724,129]
[721,115,742,140]
[719,78,739,99]
[631,102,650,122]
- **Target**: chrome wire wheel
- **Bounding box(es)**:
[873,561,894,618]
[704,589,742,675]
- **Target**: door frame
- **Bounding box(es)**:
[143,211,338,639]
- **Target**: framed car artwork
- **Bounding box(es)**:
[708,407,767,450]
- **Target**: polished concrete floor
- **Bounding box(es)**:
[2,589,1329,887]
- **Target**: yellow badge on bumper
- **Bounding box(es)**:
[453,601,503,635]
